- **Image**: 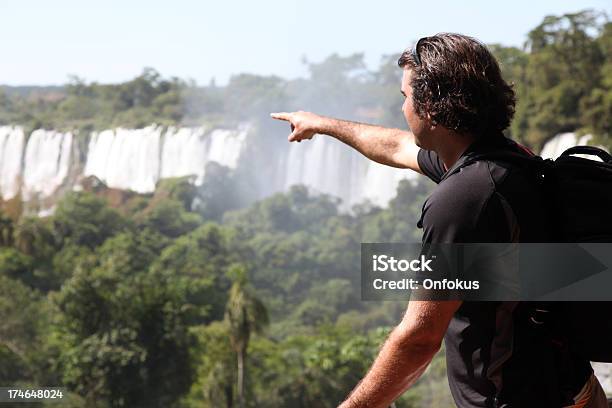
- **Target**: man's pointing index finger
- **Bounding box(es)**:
[270,112,291,121]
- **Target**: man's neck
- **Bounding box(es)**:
[433,131,477,170]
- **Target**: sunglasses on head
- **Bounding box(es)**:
[411,37,425,66]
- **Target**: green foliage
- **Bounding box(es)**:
[0,247,33,282]
[54,192,128,248]
[1,174,446,406]
[0,209,14,246]
[139,198,202,238]
[224,185,339,236]
[14,217,56,259]
[196,162,247,222]
[184,322,235,408]
[225,264,269,351]
[151,222,239,323]
[361,179,433,242]
[225,265,269,408]
[31,68,187,131]
[511,10,611,149]
[225,74,289,120]
[581,21,612,144]
[51,244,93,290]
[154,176,199,210]
[375,53,407,128]
[0,275,49,385]
[12,217,63,290]
[52,231,197,407]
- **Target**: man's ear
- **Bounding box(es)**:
[425,112,437,129]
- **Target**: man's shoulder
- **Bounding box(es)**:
[426,161,496,212]
[421,161,500,242]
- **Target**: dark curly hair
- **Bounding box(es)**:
[398,33,515,138]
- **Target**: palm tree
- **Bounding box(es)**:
[225,264,268,408]
[203,360,235,408]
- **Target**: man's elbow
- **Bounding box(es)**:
[393,131,422,173]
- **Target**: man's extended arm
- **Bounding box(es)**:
[270,111,422,173]
[339,300,461,408]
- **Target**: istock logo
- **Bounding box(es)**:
[372,255,434,272]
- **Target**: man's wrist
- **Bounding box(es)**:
[315,115,335,135]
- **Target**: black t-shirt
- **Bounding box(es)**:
[416,136,592,408]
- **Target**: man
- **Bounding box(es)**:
[272,34,608,407]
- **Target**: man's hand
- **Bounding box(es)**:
[270,111,323,142]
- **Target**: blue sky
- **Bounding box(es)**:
[0,0,609,86]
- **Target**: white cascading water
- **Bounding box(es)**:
[22,130,73,200]
[282,135,415,208]
[84,126,162,193]
[160,126,208,183]
[0,126,25,200]
[540,132,593,159]
[283,136,352,201]
[0,123,422,208]
[160,126,248,184]
[360,161,417,206]
[2,128,603,211]
[206,128,248,169]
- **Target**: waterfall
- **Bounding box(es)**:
[540,132,593,158]
[160,127,208,183]
[84,126,162,193]
[2,123,412,207]
[282,135,414,207]
[206,128,248,169]
[83,125,249,194]
[283,136,354,201]
[360,161,416,207]
[160,126,248,184]
[0,126,25,200]
[22,130,73,200]
[11,126,601,211]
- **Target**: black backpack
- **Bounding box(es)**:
[444,144,612,362]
